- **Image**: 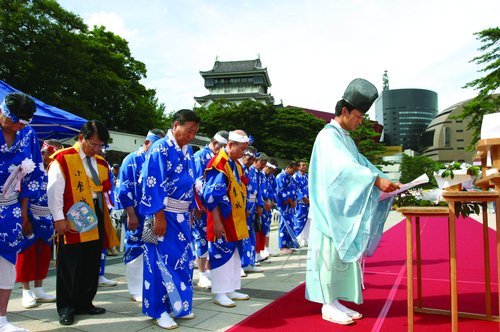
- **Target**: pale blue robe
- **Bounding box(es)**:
[305,121,392,305]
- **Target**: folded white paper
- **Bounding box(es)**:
[379,173,429,201]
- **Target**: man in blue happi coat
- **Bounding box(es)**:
[0,93,44,332]
[275,161,299,254]
[257,159,278,260]
[293,160,310,245]
[241,151,265,273]
[139,110,199,330]
[192,130,228,289]
[114,128,164,303]
[305,78,400,325]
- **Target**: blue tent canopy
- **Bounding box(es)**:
[0,80,87,141]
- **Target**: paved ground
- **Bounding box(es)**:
[5,210,494,331]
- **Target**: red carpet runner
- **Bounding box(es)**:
[228,217,498,331]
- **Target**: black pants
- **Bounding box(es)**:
[56,201,104,317]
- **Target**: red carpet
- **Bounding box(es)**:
[228,217,499,331]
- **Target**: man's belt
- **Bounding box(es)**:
[164,198,190,214]
[30,204,52,218]
[248,193,257,203]
[0,192,19,206]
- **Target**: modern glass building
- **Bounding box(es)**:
[420,99,474,163]
[375,88,438,151]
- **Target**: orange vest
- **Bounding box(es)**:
[51,143,119,248]
[206,149,249,242]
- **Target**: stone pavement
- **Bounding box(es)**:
[7,220,309,331]
[6,210,493,331]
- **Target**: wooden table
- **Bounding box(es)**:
[397,206,450,332]
[440,137,500,331]
[441,190,499,332]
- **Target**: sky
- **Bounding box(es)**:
[56,0,499,118]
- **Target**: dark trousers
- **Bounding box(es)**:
[56,201,104,317]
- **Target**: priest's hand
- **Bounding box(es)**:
[375,177,400,193]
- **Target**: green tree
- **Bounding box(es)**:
[0,0,167,134]
[350,114,387,164]
[399,154,440,188]
[454,27,500,149]
[195,100,325,160]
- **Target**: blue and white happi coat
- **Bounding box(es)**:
[115,147,148,264]
[261,172,276,235]
[191,145,213,258]
[20,172,54,252]
[139,131,195,319]
[240,165,263,267]
[275,170,299,249]
[293,171,309,236]
[0,125,44,264]
[203,156,245,270]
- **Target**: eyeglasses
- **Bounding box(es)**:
[85,139,106,149]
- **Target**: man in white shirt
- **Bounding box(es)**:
[47,120,119,326]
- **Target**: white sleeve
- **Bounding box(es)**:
[47,160,66,221]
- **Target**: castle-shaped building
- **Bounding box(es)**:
[194,58,274,107]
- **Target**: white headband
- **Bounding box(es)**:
[228,131,249,143]
[213,133,227,144]
[266,162,276,169]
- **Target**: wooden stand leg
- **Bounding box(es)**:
[496,198,500,318]
[449,206,458,332]
[415,216,422,308]
[482,202,491,317]
[406,215,414,332]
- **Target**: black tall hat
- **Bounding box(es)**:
[342,78,378,113]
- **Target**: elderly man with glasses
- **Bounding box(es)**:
[203,130,252,308]
[47,120,119,326]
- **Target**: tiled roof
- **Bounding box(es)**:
[194,92,274,104]
[211,59,262,73]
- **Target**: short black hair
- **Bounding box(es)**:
[172,109,201,126]
[4,92,36,120]
[80,120,110,143]
[286,161,297,169]
[334,99,355,116]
